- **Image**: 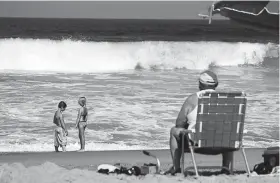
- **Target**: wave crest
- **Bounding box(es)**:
[0,38,278,72]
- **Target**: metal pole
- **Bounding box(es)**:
[241,146,251,176]
[187,135,199,177]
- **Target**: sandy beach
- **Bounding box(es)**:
[0,148,278,183]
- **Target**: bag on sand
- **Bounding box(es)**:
[253,162,271,175]
[253,147,279,175]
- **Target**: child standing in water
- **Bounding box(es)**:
[53,101,68,152]
[75,97,88,152]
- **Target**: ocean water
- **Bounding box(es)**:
[0,18,279,152]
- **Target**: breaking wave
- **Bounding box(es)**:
[0,38,278,73]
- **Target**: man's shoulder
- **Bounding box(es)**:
[185,92,198,105]
[179,92,199,115]
[185,89,215,105]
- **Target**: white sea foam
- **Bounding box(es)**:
[0,142,167,152]
[0,39,278,73]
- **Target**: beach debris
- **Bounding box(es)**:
[142,150,161,174]
[97,164,141,176]
[140,163,158,175]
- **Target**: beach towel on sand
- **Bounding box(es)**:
[97,164,141,176]
[54,127,67,147]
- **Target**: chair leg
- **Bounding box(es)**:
[189,146,199,177]
[187,135,199,177]
[230,152,234,174]
[181,134,185,176]
[241,146,251,176]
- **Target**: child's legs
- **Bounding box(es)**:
[54,128,59,152]
[78,122,86,149]
[61,145,66,152]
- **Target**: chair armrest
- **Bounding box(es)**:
[180,129,195,135]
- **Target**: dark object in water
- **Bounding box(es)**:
[201,1,279,35]
[253,146,279,175]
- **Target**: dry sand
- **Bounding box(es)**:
[0,148,279,183]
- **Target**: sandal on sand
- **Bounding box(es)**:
[164,167,182,176]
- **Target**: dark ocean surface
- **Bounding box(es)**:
[0,18,278,42]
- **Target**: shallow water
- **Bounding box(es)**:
[0,63,278,151]
[0,18,278,152]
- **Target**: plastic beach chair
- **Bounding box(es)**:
[180,91,251,177]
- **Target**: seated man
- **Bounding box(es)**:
[166,70,233,175]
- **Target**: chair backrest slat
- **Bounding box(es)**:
[195,91,247,150]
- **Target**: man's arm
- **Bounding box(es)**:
[175,94,197,129]
[175,99,189,128]
[59,113,68,135]
[185,94,198,130]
